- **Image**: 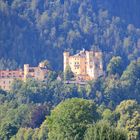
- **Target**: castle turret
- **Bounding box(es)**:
[24,64,29,81]
[86,51,96,79]
[95,52,103,70]
[63,52,70,72]
[63,50,103,81]
[39,62,45,68]
[95,52,103,76]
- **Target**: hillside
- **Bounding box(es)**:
[98,0,140,27]
[0,0,140,70]
[0,1,140,139]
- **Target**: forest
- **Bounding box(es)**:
[0,0,140,70]
[0,57,140,139]
[0,0,140,140]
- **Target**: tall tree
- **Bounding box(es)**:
[107,56,124,76]
[84,121,127,140]
[46,98,99,140]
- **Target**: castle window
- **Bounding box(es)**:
[29,69,34,72]
[95,63,99,68]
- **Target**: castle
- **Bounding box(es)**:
[63,49,103,81]
[0,50,103,91]
[0,62,48,91]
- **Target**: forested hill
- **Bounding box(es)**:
[1,1,140,139]
[0,0,140,70]
[97,0,140,28]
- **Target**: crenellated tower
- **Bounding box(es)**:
[63,50,104,81]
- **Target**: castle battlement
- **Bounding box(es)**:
[63,50,103,81]
[0,62,49,91]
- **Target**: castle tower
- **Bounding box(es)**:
[24,64,29,81]
[95,52,103,70]
[86,51,95,79]
[39,62,45,68]
[63,52,70,72]
[63,50,103,81]
[95,52,103,77]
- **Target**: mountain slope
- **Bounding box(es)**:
[0,0,140,70]
[98,0,140,27]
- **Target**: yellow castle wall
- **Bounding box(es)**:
[63,50,103,81]
[0,62,48,91]
[69,56,82,75]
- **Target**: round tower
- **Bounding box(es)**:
[63,52,69,72]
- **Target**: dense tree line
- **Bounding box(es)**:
[1,0,140,139]
[0,0,140,70]
[10,99,140,140]
[0,57,140,139]
[98,0,140,28]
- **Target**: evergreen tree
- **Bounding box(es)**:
[64,65,74,81]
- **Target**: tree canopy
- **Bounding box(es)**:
[46,98,98,140]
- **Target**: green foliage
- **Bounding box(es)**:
[120,59,140,101]
[11,128,35,140]
[41,60,52,70]
[107,56,124,76]
[46,98,98,140]
[46,71,58,82]
[12,118,48,140]
[0,56,140,139]
[0,58,18,70]
[64,65,74,81]
[121,59,140,86]
[84,120,127,140]
[37,120,48,140]
[1,1,140,70]
[0,103,33,139]
[115,100,140,140]
[102,109,113,120]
